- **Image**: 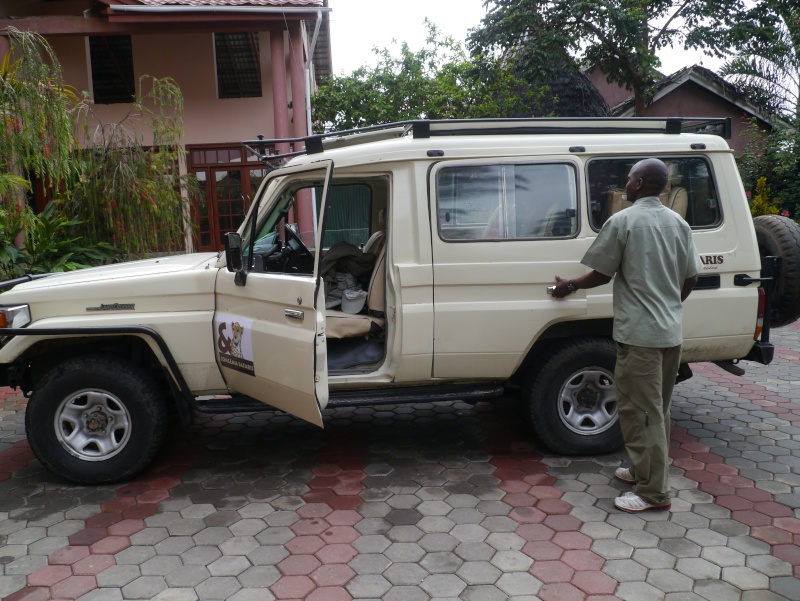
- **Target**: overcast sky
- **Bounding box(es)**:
[327,0,723,77]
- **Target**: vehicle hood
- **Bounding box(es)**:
[0,253,222,321]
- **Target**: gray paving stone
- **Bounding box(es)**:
[454,541,496,561]
[349,553,392,575]
[420,551,463,574]
[219,535,259,556]
[208,555,251,577]
[383,562,428,586]
[154,536,195,556]
[496,571,543,596]
[129,527,170,546]
[420,572,467,597]
[115,545,157,565]
[771,577,800,600]
[603,558,649,582]
[646,568,694,593]
[141,555,182,576]
[456,560,501,585]
[121,575,168,600]
[632,547,678,570]
[347,574,392,598]
[593,538,634,559]
[348,534,389,554]
[165,565,212,587]
[237,565,281,588]
[418,515,456,533]
[616,580,667,601]
[485,532,525,551]
[76,588,125,601]
[694,578,747,601]
[490,550,533,572]
[745,554,793,577]
[460,584,508,601]
[180,545,222,566]
[0,575,25,598]
[194,576,242,600]
[701,545,746,567]
[721,566,770,590]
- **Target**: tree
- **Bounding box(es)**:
[738,119,800,219]
[2,28,194,266]
[721,0,799,120]
[1,28,74,204]
[468,0,747,117]
[312,22,548,131]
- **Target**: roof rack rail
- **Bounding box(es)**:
[243,117,732,164]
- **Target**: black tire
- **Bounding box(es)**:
[753,215,800,328]
[523,337,623,455]
[25,355,169,485]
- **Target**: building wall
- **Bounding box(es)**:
[585,67,631,108]
[48,30,300,147]
[644,81,765,156]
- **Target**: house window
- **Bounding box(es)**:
[215,33,262,99]
[89,36,135,104]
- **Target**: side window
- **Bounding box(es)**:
[437,163,578,241]
[587,157,721,230]
[317,184,373,248]
[248,177,318,276]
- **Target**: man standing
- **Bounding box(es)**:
[552,158,700,513]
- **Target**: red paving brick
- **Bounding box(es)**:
[531,559,575,583]
[27,564,71,587]
[49,575,96,599]
[314,543,358,564]
[71,554,115,576]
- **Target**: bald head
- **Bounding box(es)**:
[625,159,669,203]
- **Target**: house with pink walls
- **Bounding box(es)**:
[1,0,332,251]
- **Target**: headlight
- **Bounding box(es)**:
[0,305,31,328]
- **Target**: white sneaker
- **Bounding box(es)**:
[614,491,671,513]
[615,467,636,484]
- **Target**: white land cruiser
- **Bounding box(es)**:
[1,118,798,484]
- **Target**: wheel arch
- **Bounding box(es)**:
[510,318,614,387]
[4,327,194,427]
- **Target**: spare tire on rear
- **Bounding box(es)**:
[753,215,800,328]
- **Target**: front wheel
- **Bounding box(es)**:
[25,355,169,484]
[524,337,623,455]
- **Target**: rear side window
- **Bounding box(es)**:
[437,163,578,241]
[587,157,720,230]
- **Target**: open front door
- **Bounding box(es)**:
[214,161,333,427]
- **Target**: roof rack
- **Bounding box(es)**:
[243,117,732,164]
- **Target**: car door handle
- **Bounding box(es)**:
[285,309,304,320]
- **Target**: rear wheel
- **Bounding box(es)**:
[25,355,169,484]
[524,337,623,455]
[753,215,800,327]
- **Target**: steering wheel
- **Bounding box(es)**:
[284,223,311,258]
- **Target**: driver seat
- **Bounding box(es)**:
[325,243,386,339]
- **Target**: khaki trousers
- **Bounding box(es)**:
[615,342,682,505]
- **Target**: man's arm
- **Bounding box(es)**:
[552,270,612,299]
[681,275,698,302]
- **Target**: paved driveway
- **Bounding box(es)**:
[1,324,800,601]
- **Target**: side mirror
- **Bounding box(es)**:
[223,232,247,286]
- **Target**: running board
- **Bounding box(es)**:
[193,383,505,414]
[327,383,505,407]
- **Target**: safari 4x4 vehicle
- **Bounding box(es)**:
[2,118,799,484]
